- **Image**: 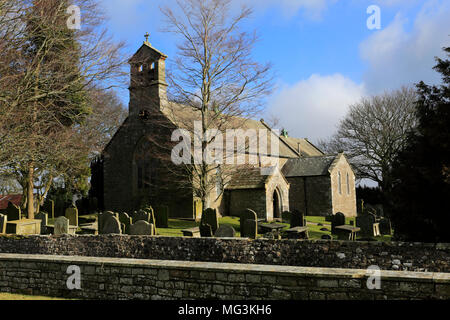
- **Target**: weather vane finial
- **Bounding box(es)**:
[144,32,150,43]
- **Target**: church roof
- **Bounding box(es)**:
[282,155,338,177]
[226,166,271,189]
[160,102,322,159]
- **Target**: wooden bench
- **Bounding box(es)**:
[182,227,200,238]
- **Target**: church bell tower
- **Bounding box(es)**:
[128,33,168,118]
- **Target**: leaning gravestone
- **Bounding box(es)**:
[65,207,78,227]
[54,216,69,235]
[101,215,122,234]
[281,211,292,224]
[5,202,21,221]
[0,214,6,234]
[240,209,257,235]
[214,225,236,238]
[379,218,392,235]
[35,212,48,235]
[356,213,376,237]
[290,210,305,228]
[243,219,257,239]
[129,220,154,235]
[119,212,132,234]
[331,212,346,233]
[200,222,213,237]
[201,208,219,234]
[155,205,169,228]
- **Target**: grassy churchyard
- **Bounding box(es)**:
[154,215,392,242]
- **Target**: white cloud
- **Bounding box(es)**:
[360,0,450,93]
[266,74,366,142]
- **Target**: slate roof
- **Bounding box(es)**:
[226,167,271,189]
[282,155,339,177]
[0,195,22,210]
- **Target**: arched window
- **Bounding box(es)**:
[338,171,342,195]
[347,172,350,195]
[134,137,157,190]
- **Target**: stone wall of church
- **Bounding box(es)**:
[228,189,266,219]
[287,176,332,216]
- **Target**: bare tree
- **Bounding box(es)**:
[318,86,418,191]
[160,0,274,209]
[0,0,126,218]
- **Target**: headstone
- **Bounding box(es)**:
[132,210,150,223]
[201,208,219,234]
[281,211,292,224]
[379,218,392,235]
[356,213,376,237]
[5,202,21,221]
[101,215,122,234]
[331,212,346,233]
[42,199,55,219]
[155,205,169,228]
[240,209,257,235]
[214,225,236,238]
[65,207,78,226]
[89,197,98,214]
[129,220,154,235]
[290,210,305,228]
[119,212,132,234]
[35,212,48,234]
[0,214,6,234]
[54,216,69,235]
[200,223,213,237]
[98,211,118,234]
[242,219,257,239]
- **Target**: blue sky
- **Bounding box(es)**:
[98,0,449,143]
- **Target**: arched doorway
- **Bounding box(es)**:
[273,188,282,219]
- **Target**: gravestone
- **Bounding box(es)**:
[5,202,21,221]
[201,208,219,234]
[42,199,55,219]
[119,212,132,234]
[155,205,169,228]
[129,220,154,235]
[214,225,236,238]
[35,212,48,234]
[331,212,346,233]
[281,211,292,224]
[65,207,78,226]
[379,218,392,235]
[240,209,257,235]
[0,214,6,234]
[242,219,257,239]
[356,214,376,237]
[200,223,213,237]
[101,215,122,234]
[98,211,118,234]
[54,216,69,235]
[290,210,305,228]
[132,210,150,223]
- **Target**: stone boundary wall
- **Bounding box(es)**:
[0,253,449,300]
[0,235,449,272]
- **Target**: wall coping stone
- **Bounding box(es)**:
[1,253,449,283]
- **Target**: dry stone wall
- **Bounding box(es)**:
[0,235,449,272]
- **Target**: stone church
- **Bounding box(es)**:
[102,39,357,220]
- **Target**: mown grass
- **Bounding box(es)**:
[0,293,68,300]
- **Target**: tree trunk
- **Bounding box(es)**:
[26,163,35,219]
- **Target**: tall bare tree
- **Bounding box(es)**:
[160,0,273,209]
[0,0,126,218]
[318,86,418,192]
